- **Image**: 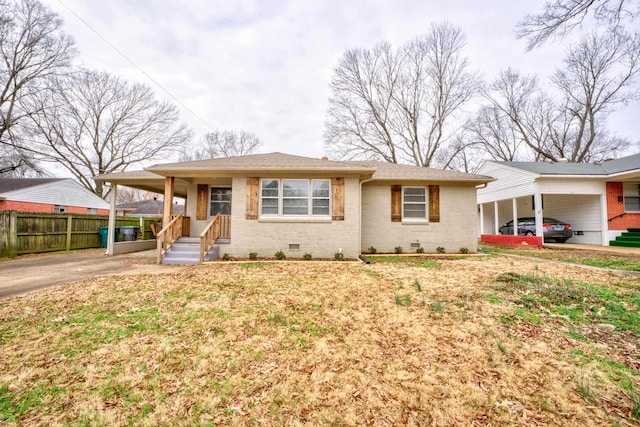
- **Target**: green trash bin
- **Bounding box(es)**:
[98,226,121,248]
[98,226,108,248]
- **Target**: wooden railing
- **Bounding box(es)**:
[156,212,184,264]
[219,214,231,239]
[199,214,231,263]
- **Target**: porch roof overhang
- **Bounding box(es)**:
[94,170,189,198]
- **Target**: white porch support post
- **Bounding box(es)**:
[493,201,499,234]
[533,183,544,243]
[600,193,609,246]
[479,203,484,235]
[163,177,175,228]
[512,198,518,236]
[106,183,117,255]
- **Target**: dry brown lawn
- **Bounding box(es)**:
[0,254,638,426]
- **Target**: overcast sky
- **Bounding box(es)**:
[42,0,640,162]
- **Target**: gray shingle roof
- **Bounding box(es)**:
[500,153,640,176]
[0,178,64,194]
[146,152,374,174]
[95,153,494,186]
[354,160,493,182]
[142,152,493,182]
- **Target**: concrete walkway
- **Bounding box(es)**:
[0,249,179,300]
[543,243,640,255]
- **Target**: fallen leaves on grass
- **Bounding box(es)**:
[0,256,638,426]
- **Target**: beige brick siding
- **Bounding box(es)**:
[187,176,362,259]
[361,183,478,253]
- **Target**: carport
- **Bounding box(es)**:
[477,161,610,245]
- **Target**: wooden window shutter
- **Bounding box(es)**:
[331,178,344,221]
[391,185,402,222]
[196,184,208,220]
[246,177,259,220]
[429,185,440,223]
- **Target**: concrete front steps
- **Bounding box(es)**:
[610,228,640,248]
[161,237,221,265]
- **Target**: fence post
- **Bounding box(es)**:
[0,211,8,257]
[7,210,17,258]
[66,215,73,251]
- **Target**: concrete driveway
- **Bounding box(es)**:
[0,249,180,299]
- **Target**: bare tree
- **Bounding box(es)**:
[549,30,639,161]
[472,31,638,163]
[471,69,554,161]
[116,187,157,204]
[0,0,74,175]
[181,130,262,160]
[517,0,639,49]
[25,69,192,199]
[324,22,479,168]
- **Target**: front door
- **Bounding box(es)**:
[210,188,232,216]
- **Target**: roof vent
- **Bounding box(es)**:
[556,158,569,163]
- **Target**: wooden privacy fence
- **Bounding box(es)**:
[0,211,161,258]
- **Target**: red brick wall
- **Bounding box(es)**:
[606,182,640,230]
[0,200,54,212]
[0,200,109,215]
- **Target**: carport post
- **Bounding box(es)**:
[493,202,499,234]
[106,184,117,255]
[479,204,484,235]
[600,194,608,246]
[534,185,544,243]
[512,198,518,236]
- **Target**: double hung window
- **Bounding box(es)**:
[402,187,427,220]
[260,179,330,217]
[210,188,232,216]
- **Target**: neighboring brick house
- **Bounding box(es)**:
[477,153,640,246]
[0,178,110,215]
[116,198,184,217]
[96,153,493,263]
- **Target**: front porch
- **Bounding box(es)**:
[156,212,231,264]
[96,170,234,264]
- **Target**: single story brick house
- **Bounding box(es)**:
[96,153,493,263]
[0,178,109,215]
[477,153,640,246]
[116,198,185,217]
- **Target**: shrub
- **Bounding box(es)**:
[436,246,445,254]
[249,252,257,260]
[416,247,425,254]
[394,246,403,254]
[367,246,377,254]
[459,247,469,254]
[221,253,230,261]
[303,253,312,260]
[275,250,286,260]
[334,252,344,261]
